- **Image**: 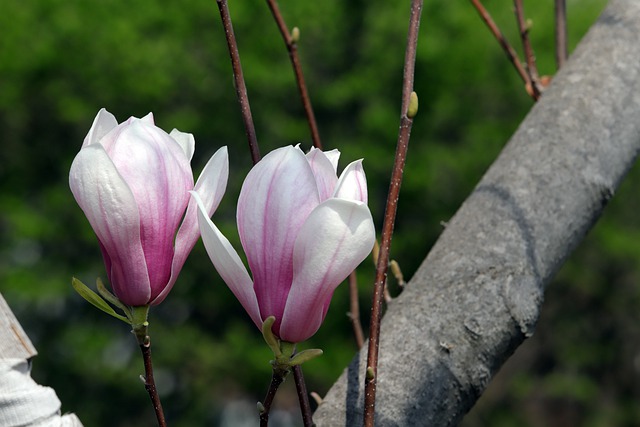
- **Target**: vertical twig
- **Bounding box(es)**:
[468,0,537,100]
[362,1,423,426]
[139,338,167,427]
[292,365,314,427]
[513,0,541,100]
[265,0,323,149]
[555,0,567,70]
[348,271,365,349]
[216,0,261,164]
[259,370,286,427]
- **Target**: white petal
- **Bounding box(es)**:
[280,198,375,342]
[333,159,368,203]
[69,145,151,304]
[192,192,262,329]
[82,108,118,148]
[154,147,229,305]
[169,129,195,161]
[322,148,341,172]
[306,148,339,201]
[139,112,155,124]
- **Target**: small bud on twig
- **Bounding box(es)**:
[407,91,419,118]
[291,27,300,44]
[366,366,375,381]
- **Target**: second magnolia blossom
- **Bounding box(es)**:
[70,109,228,307]
[194,145,375,343]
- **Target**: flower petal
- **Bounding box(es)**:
[82,108,118,148]
[139,112,155,124]
[237,146,320,329]
[69,144,151,305]
[320,148,341,172]
[169,129,195,161]
[280,198,375,342]
[153,146,229,305]
[333,159,368,204]
[193,192,262,328]
[105,120,194,298]
[306,147,339,201]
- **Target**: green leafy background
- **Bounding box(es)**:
[4,0,637,426]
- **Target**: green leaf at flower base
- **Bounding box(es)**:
[262,316,282,357]
[96,277,132,322]
[71,277,130,324]
[288,348,323,366]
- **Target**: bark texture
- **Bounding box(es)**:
[314,0,640,425]
[0,294,83,426]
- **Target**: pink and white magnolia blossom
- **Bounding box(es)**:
[70,108,228,306]
[194,145,375,343]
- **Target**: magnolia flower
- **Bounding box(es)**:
[194,145,375,343]
[70,108,228,306]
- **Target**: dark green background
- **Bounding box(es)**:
[4,0,637,426]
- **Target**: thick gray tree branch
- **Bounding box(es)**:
[314,0,640,425]
[0,294,83,426]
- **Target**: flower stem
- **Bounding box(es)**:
[362,1,423,426]
[265,0,322,150]
[555,0,567,70]
[139,336,167,427]
[468,0,534,99]
[216,0,261,164]
[513,0,541,99]
[259,367,287,427]
[348,271,365,349]
[293,365,314,427]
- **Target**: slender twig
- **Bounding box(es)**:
[259,369,287,427]
[348,271,365,349]
[265,0,322,149]
[555,0,567,70]
[293,365,314,427]
[513,0,541,100]
[362,1,423,426]
[216,0,261,164]
[468,0,535,99]
[139,338,167,427]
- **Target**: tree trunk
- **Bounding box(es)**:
[314,0,640,425]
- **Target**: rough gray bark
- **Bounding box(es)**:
[314,0,640,425]
[0,294,83,426]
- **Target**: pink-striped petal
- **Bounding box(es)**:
[107,120,193,297]
[333,159,368,204]
[193,192,262,328]
[82,108,118,148]
[153,147,229,305]
[237,146,320,329]
[280,198,375,342]
[69,144,151,305]
[306,147,339,201]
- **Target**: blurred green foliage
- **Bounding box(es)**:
[3,0,635,426]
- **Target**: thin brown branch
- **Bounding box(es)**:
[555,0,568,70]
[293,365,314,427]
[348,271,365,349]
[216,0,261,164]
[265,0,322,149]
[362,0,423,426]
[139,338,167,427]
[468,0,536,100]
[513,0,541,100]
[259,369,286,427]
